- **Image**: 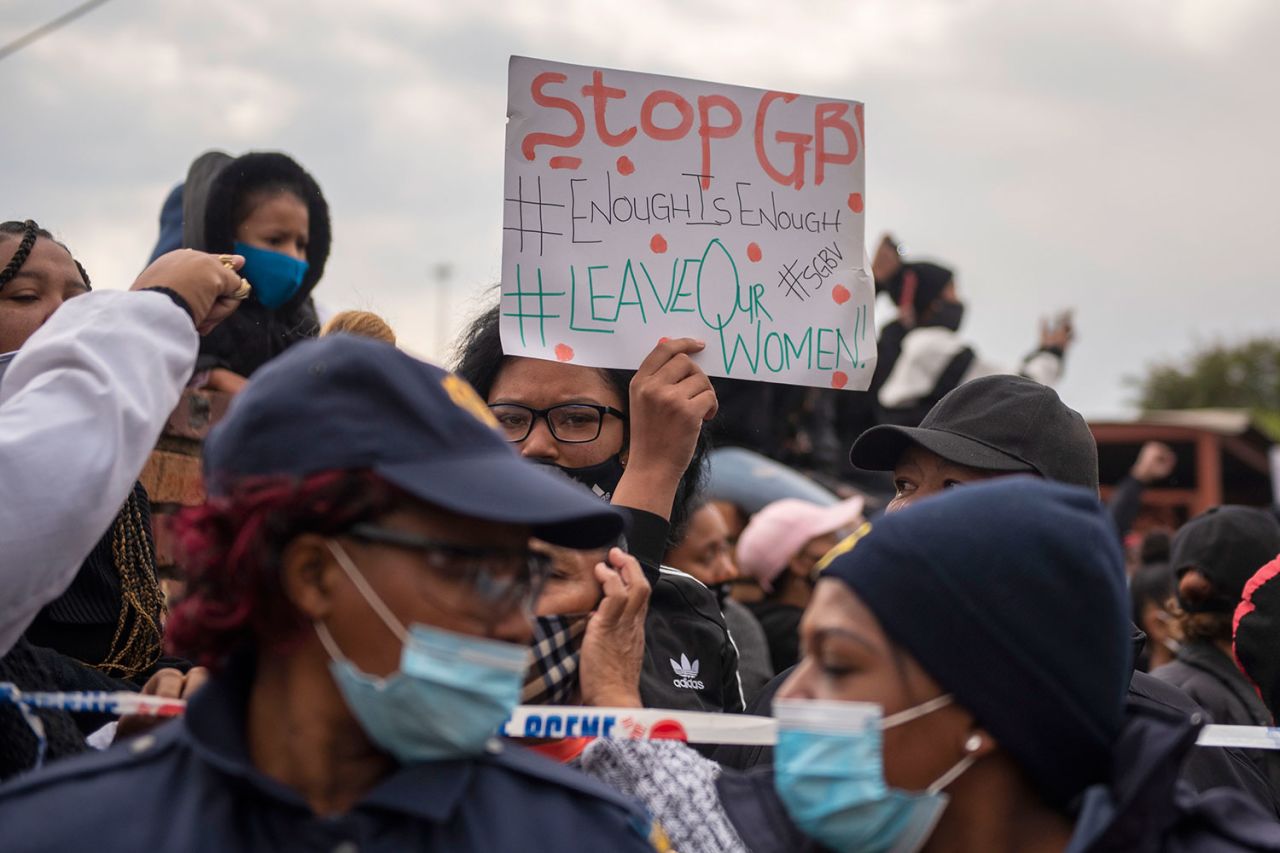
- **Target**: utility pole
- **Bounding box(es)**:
[433,262,453,361]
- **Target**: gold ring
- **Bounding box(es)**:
[233,280,252,300]
[218,254,237,270]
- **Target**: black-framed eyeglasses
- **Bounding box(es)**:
[487,403,626,444]
[346,523,552,616]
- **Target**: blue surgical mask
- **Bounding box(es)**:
[773,695,977,853]
[232,241,309,309]
[314,540,530,763]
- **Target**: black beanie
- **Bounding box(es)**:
[1172,506,1280,614]
[820,477,1130,807]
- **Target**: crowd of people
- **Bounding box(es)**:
[1,148,1279,851]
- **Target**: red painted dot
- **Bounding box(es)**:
[831,284,851,305]
[832,371,849,390]
[746,243,762,263]
[649,719,689,741]
[650,233,667,253]
[554,343,575,362]
[658,337,671,344]
[616,155,635,175]
[847,193,864,213]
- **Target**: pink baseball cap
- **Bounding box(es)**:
[736,496,866,592]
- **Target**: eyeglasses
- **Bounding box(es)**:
[346,523,552,617]
[488,403,626,444]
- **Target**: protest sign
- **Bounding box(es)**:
[501,56,875,390]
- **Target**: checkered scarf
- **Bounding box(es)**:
[521,614,589,706]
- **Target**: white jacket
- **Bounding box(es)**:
[0,290,196,655]
[878,326,1062,411]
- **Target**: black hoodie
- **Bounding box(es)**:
[172,150,330,377]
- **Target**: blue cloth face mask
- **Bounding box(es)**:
[232,241,309,309]
[773,695,978,853]
[314,540,530,763]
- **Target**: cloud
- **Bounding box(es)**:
[1,0,1277,415]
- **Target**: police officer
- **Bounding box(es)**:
[0,336,664,852]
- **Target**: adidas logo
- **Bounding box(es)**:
[670,654,705,690]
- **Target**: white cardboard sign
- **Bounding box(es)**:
[501,56,874,390]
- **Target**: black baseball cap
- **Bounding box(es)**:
[850,375,1099,491]
[1172,506,1280,612]
[203,335,625,548]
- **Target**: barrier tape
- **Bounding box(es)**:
[1197,724,1280,751]
[501,705,778,744]
[2,686,1278,751]
[0,685,187,718]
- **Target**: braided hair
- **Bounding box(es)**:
[0,220,91,291]
[95,489,166,679]
[2,219,162,678]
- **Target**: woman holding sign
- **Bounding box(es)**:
[456,305,745,714]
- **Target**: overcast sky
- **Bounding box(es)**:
[3,0,1277,417]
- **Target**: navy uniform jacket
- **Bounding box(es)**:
[0,658,660,852]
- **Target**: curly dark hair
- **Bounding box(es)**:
[165,470,406,670]
[453,301,709,548]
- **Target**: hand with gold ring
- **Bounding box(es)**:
[131,249,248,335]
[219,255,252,302]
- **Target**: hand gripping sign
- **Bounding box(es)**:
[501,56,876,391]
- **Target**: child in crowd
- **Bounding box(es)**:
[152,150,331,391]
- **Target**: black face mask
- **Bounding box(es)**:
[926,300,965,332]
[542,455,626,502]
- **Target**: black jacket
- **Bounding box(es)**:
[1153,639,1280,806]
[746,599,803,675]
[625,509,744,714]
[715,703,1280,853]
[161,150,329,377]
[0,639,134,782]
[24,482,162,671]
[1152,641,1273,730]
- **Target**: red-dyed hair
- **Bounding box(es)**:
[166,470,405,670]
